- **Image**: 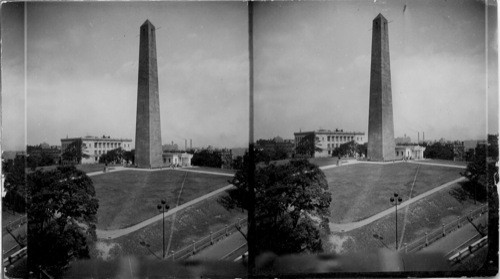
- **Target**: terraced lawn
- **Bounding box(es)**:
[91,195,245,259]
[325,163,462,223]
[324,182,484,254]
[93,170,231,230]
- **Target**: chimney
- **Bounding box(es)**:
[418,132,420,143]
[190,139,192,149]
[423,132,425,142]
[185,139,187,151]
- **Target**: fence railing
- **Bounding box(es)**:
[3,215,27,233]
[163,217,248,261]
[402,204,488,253]
[3,247,27,267]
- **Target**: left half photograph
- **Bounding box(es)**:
[1,2,249,277]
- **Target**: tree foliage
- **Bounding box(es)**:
[461,134,499,271]
[62,139,89,164]
[295,134,322,158]
[423,142,454,160]
[191,150,222,168]
[3,155,27,212]
[219,159,332,255]
[27,166,98,277]
[99,148,124,164]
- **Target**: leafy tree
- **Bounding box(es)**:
[99,148,124,164]
[461,134,498,272]
[192,149,222,168]
[27,166,98,277]
[62,139,89,164]
[123,149,135,165]
[295,134,322,158]
[219,159,332,255]
[231,155,244,170]
[423,142,454,160]
[4,155,27,213]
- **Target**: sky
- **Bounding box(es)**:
[2,2,249,151]
[2,1,498,152]
[254,0,498,142]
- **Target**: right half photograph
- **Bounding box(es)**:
[251,0,498,275]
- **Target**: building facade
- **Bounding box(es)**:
[61,136,132,164]
[294,129,366,158]
[163,152,193,167]
[395,145,425,160]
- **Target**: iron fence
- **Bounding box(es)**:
[402,204,488,253]
[164,217,248,261]
[3,215,27,233]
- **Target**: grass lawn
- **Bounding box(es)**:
[324,182,483,254]
[93,170,231,230]
[91,195,246,259]
[325,163,462,223]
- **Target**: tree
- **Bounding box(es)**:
[99,148,124,164]
[191,149,222,168]
[295,134,322,158]
[219,159,332,255]
[123,149,135,165]
[461,134,498,272]
[4,154,27,213]
[423,142,454,160]
[62,139,89,164]
[27,166,98,277]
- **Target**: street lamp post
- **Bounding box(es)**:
[390,192,403,250]
[157,199,170,259]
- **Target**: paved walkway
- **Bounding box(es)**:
[96,183,234,239]
[329,177,467,232]
[191,228,247,260]
[87,166,234,177]
[420,213,487,256]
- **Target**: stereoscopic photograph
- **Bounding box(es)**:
[1,0,498,278]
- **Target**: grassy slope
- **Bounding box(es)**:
[93,170,231,229]
[92,195,246,259]
[325,163,462,223]
[324,182,483,253]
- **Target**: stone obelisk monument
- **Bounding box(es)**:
[367,14,396,161]
[135,20,163,168]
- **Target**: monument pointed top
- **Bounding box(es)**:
[141,19,155,29]
[374,13,387,22]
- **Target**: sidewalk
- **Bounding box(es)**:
[190,228,247,260]
[419,213,488,256]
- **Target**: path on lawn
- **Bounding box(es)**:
[328,176,467,233]
[87,166,234,178]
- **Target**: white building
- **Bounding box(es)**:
[395,145,426,160]
[163,152,193,167]
[61,136,132,164]
[294,129,366,158]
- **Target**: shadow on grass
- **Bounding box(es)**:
[449,181,487,204]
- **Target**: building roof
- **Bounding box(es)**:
[61,136,132,142]
[294,129,365,136]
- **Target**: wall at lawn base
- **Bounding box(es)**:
[403,205,488,253]
[165,217,248,261]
